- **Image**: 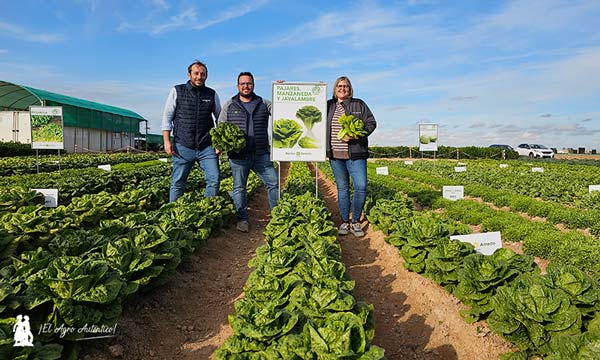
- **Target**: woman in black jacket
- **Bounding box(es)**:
[326,76,377,237]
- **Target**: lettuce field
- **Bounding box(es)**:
[1,153,599,359]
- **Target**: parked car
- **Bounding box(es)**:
[516,143,555,158]
[489,144,514,150]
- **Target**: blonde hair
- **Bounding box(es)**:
[332,76,353,99]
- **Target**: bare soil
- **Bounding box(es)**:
[80,163,515,360]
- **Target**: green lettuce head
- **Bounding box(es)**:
[273,119,303,148]
[419,135,430,144]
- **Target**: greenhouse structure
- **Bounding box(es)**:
[0,80,146,153]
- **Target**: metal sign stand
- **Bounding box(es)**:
[35,149,40,174]
[314,162,319,198]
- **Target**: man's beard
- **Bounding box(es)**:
[240,91,253,100]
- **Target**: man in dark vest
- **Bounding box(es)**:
[161,60,221,202]
[218,72,279,232]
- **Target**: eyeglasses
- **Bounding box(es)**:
[336,85,350,89]
[238,82,254,86]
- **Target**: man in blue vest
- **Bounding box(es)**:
[161,60,221,202]
[218,72,279,232]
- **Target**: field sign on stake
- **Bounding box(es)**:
[532,167,544,173]
[159,158,168,163]
[31,188,58,207]
[451,232,502,256]
[590,185,600,193]
[443,186,464,201]
[454,166,467,172]
[404,160,413,165]
[376,166,389,175]
[98,164,111,171]
[500,164,509,168]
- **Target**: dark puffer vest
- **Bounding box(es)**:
[173,81,217,149]
[226,95,270,159]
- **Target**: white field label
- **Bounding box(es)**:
[31,188,58,207]
[404,160,413,165]
[159,158,168,163]
[500,164,509,168]
[454,166,467,172]
[590,185,600,193]
[376,166,389,175]
[98,164,112,172]
[443,186,464,201]
[531,167,544,173]
[451,232,502,256]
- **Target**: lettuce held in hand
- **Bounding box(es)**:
[210,122,246,153]
[273,119,303,148]
[337,114,367,140]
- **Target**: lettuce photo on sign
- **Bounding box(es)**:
[273,119,303,148]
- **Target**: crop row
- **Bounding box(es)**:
[0,152,162,176]
[0,165,261,359]
[215,162,386,359]
[373,160,600,238]
[401,159,600,205]
[362,175,600,359]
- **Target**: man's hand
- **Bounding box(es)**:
[164,140,173,155]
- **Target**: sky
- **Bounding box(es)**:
[1,0,599,149]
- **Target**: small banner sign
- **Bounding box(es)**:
[404,160,413,165]
[500,164,509,168]
[98,164,112,172]
[531,167,544,173]
[454,166,467,172]
[451,232,503,256]
[376,166,389,175]
[31,188,58,207]
[442,186,464,201]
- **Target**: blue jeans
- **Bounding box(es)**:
[329,158,368,223]
[170,143,220,202]
[229,153,279,220]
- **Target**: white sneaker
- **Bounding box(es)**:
[350,222,364,237]
[338,223,350,235]
[236,220,249,232]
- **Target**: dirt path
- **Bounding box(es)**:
[81,163,515,360]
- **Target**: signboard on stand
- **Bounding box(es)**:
[271,82,327,162]
[419,123,438,152]
[29,106,64,150]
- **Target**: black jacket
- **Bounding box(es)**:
[326,97,376,159]
[173,81,217,149]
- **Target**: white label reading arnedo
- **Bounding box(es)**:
[590,185,600,193]
[443,186,464,201]
[31,188,58,207]
[376,167,389,175]
[98,164,112,172]
[451,232,503,256]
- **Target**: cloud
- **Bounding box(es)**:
[540,113,552,118]
[450,96,478,101]
[119,0,270,35]
[0,21,65,43]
